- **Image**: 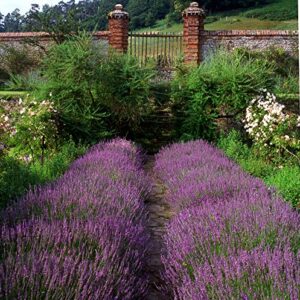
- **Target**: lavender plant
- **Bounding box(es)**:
[155,140,300,299]
[177,247,300,300]
[0,139,150,299]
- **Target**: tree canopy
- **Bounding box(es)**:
[0,0,283,32]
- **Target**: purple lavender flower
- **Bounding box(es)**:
[156,140,300,299]
[0,139,150,299]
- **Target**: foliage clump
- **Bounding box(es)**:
[0,44,41,87]
[244,90,300,162]
[35,33,154,142]
[218,130,300,208]
[171,49,275,141]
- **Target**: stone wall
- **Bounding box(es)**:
[201,30,298,60]
[0,31,109,52]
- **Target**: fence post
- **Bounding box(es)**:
[108,4,129,53]
[182,2,205,64]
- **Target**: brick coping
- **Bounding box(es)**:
[0,30,297,41]
[0,31,110,40]
[202,30,298,36]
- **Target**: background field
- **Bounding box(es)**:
[137,0,298,32]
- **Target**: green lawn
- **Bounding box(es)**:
[0,91,28,99]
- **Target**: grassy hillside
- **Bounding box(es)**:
[137,0,298,32]
[243,0,297,21]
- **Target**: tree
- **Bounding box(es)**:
[2,9,25,32]
[0,13,4,32]
[173,0,272,13]
[24,1,83,43]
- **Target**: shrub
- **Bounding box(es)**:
[0,97,59,163]
[0,44,41,81]
[5,71,44,91]
[96,53,154,136]
[171,49,275,141]
[35,33,112,142]
[35,33,154,143]
[217,130,250,161]
[275,73,299,95]
[244,90,300,163]
[0,139,149,298]
[265,166,300,208]
[217,130,274,178]
[217,130,299,206]
[29,140,87,184]
[155,140,300,299]
[0,156,35,209]
[238,47,299,95]
[0,140,87,209]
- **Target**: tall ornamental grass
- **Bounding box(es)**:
[0,139,150,299]
[155,140,300,299]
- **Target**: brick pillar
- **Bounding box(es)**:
[108,4,129,53]
[182,2,205,64]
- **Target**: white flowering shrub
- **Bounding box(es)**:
[0,97,58,163]
[244,90,300,162]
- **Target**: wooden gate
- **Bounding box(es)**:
[128,32,183,67]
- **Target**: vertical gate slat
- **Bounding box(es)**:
[145,33,148,65]
[168,33,171,66]
[134,33,137,58]
[141,33,144,65]
[156,34,159,65]
[172,35,175,64]
[128,31,183,67]
[164,33,167,65]
[130,31,132,56]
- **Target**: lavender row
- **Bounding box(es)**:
[154,140,300,299]
[0,139,150,299]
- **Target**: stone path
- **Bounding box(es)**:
[144,155,174,300]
